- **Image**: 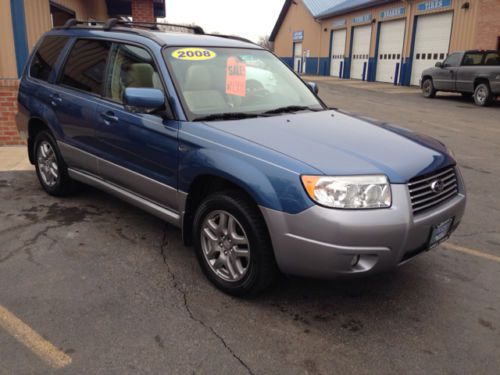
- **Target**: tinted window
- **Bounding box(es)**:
[30,36,68,81]
[60,39,111,95]
[462,53,483,66]
[105,43,164,103]
[484,52,500,65]
[443,53,461,67]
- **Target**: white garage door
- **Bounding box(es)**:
[350,25,372,80]
[410,12,453,85]
[376,19,405,84]
[330,29,346,77]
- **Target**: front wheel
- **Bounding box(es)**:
[422,78,436,98]
[193,191,277,296]
[473,83,493,107]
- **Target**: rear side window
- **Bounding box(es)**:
[462,53,483,66]
[30,36,68,81]
[60,39,111,95]
[484,52,500,65]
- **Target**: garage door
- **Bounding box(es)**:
[330,29,346,77]
[410,12,453,85]
[376,19,405,84]
[350,25,372,80]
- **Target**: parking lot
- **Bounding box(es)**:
[1,80,499,374]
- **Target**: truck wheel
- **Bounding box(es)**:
[34,130,78,196]
[193,190,277,296]
[422,78,436,98]
[473,83,493,106]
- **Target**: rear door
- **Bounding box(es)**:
[54,38,111,174]
[94,42,179,211]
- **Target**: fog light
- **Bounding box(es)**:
[350,255,361,267]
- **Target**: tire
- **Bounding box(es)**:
[193,190,277,296]
[473,83,493,107]
[422,78,436,98]
[34,130,78,196]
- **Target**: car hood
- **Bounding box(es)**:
[203,110,455,183]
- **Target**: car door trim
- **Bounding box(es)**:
[68,168,182,227]
[58,141,186,217]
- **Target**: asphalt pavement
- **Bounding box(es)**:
[0,80,499,374]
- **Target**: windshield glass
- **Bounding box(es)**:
[163,46,324,120]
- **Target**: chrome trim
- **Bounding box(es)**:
[68,168,182,227]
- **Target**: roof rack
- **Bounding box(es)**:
[61,18,204,34]
[57,18,255,46]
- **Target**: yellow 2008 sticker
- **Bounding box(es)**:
[172,48,216,61]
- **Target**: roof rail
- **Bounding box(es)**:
[61,18,204,34]
[57,18,255,46]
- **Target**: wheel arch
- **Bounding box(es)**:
[27,117,51,164]
[181,173,272,247]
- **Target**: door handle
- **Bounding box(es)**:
[49,94,62,107]
[100,111,119,124]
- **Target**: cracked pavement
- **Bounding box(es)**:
[1,82,499,374]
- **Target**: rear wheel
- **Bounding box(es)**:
[473,83,493,107]
[193,190,277,296]
[422,78,436,98]
[34,131,78,196]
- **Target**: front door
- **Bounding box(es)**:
[94,42,179,211]
[433,52,462,91]
[293,42,303,73]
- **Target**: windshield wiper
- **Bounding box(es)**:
[192,112,264,122]
[263,105,323,115]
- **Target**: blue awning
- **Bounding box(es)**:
[105,0,166,18]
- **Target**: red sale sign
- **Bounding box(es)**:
[226,57,246,97]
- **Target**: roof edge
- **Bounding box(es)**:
[316,0,396,20]
[270,0,292,42]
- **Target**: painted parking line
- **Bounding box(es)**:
[0,305,72,369]
[442,243,500,263]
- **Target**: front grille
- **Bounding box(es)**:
[408,167,459,214]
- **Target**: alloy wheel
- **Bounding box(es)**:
[37,140,59,187]
[200,210,251,282]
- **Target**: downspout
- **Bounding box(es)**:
[315,17,322,75]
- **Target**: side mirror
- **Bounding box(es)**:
[307,81,319,94]
[435,62,443,68]
[123,87,165,114]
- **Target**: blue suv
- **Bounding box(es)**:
[17,19,466,295]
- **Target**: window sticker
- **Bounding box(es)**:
[225,56,246,97]
[171,48,216,61]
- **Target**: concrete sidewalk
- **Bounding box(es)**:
[0,146,32,171]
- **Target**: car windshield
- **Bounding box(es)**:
[163,46,324,121]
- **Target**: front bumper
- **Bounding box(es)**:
[260,173,466,279]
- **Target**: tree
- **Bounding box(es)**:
[257,35,274,51]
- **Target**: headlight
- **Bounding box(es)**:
[301,175,391,209]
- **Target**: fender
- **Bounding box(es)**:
[178,127,316,215]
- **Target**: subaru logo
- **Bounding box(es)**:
[430,179,445,193]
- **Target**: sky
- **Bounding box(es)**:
[160,0,285,43]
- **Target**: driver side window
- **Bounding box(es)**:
[105,43,164,103]
[443,53,462,68]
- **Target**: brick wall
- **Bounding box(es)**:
[0,79,23,146]
[131,0,155,23]
[475,0,500,50]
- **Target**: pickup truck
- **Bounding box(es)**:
[421,50,500,106]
